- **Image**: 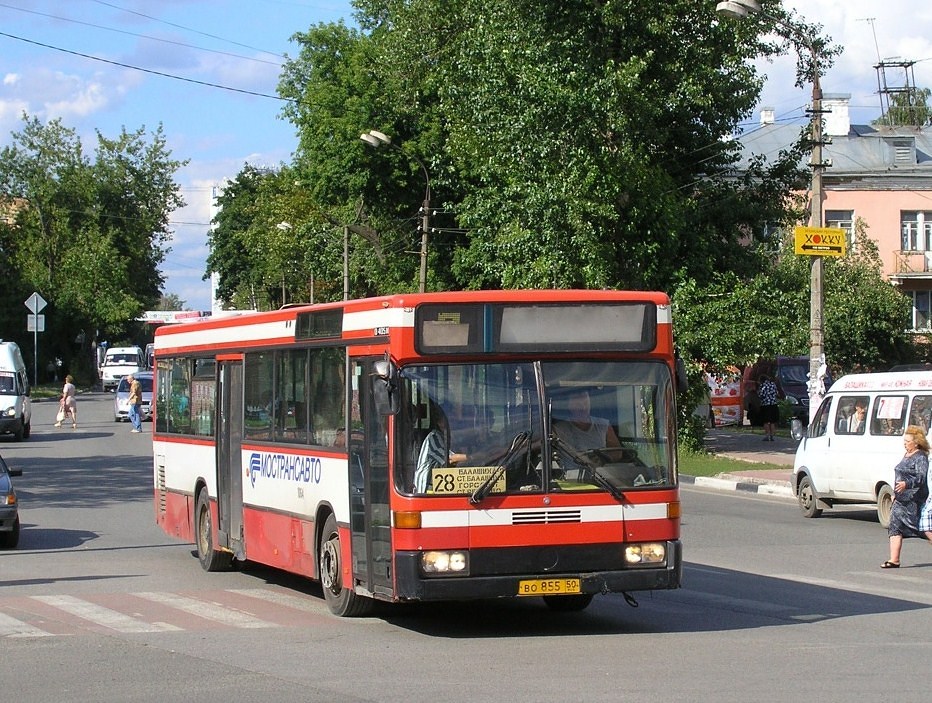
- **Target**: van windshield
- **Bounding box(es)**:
[0,373,14,393]
[106,355,138,365]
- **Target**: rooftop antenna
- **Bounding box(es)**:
[857,17,882,63]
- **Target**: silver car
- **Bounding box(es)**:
[0,453,22,549]
[113,371,153,422]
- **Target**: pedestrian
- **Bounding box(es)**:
[127,374,143,433]
[758,374,779,441]
[55,374,77,429]
[882,424,930,568]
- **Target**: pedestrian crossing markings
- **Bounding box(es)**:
[0,588,331,638]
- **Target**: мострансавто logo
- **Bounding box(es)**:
[247,452,323,488]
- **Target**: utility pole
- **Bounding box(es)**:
[419,189,430,293]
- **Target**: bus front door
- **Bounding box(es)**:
[350,359,392,598]
[217,359,244,559]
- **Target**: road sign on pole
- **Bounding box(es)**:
[24,291,47,315]
[794,226,847,257]
[27,314,45,332]
[24,291,47,385]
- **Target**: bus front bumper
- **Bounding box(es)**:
[393,540,682,602]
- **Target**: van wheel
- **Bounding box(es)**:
[22,420,30,439]
[797,475,822,518]
[195,487,232,572]
[877,484,894,528]
[318,513,373,617]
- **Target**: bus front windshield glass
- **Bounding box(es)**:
[396,361,675,498]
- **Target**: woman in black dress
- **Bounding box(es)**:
[883,424,930,568]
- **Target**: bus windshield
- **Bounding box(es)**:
[397,360,675,498]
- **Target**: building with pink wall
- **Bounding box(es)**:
[737,94,932,331]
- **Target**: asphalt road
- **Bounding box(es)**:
[2,395,930,702]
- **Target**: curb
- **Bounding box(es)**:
[680,474,795,498]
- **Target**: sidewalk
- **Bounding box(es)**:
[682,425,796,498]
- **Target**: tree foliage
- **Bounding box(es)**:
[261,0,823,299]
[872,87,932,128]
[0,115,186,380]
[673,219,913,376]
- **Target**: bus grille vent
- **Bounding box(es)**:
[512,510,581,524]
[157,466,166,512]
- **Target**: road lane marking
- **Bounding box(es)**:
[32,595,182,633]
[134,591,276,628]
[0,610,54,638]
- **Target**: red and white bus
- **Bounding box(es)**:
[153,290,684,616]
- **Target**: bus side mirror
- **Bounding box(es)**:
[371,359,399,416]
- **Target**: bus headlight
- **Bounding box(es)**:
[625,543,666,565]
[421,550,469,576]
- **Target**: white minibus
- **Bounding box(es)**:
[0,341,31,441]
[793,371,932,527]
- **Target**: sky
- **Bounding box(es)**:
[1,1,930,312]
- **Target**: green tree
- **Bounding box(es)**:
[674,219,914,375]
[872,87,932,127]
[276,0,831,294]
[0,115,186,381]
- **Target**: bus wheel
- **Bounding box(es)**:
[195,487,232,572]
[318,513,372,617]
[543,594,593,612]
[797,475,822,519]
[877,484,894,528]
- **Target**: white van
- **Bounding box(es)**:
[793,371,932,527]
[99,346,144,392]
[0,341,31,441]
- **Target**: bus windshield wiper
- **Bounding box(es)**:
[550,433,625,503]
[469,431,530,505]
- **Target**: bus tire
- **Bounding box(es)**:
[543,594,593,612]
[195,487,232,572]
[797,475,822,519]
[318,513,372,617]
[877,484,894,529]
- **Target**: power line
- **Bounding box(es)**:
[0,2,284,66]
[0,30,293,102]
[88,0,285,60]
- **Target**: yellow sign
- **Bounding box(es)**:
[794,226,847,257]
[428,466,506,495]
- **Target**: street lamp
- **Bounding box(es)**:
[360,129,432,293]
[716,0,827,413]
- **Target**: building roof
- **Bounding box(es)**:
[734,100,932,189]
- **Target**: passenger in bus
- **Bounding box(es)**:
[552,389,620,473]
[844,399,867,434]
[413,402,467,493]
[910,397,932,433]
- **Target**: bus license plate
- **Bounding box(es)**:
[517,578,581,596]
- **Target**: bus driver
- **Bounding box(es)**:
[552,388,621,472]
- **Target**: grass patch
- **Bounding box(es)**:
[678,450,789,478]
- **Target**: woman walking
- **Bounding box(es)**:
[882,424,930,568]
[55,374,77,429]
